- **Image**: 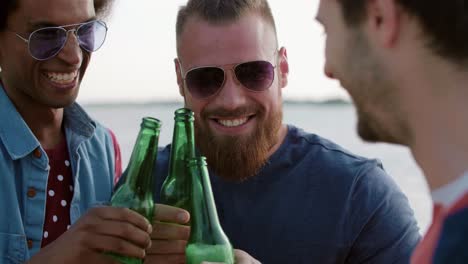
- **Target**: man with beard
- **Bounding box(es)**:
[0,0,156,262]
[316,0,468,263]
[147,0,420,263]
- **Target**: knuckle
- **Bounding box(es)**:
[120,223,134,237]
[74,232,89,248]
[178,226,190,239]
[113,239,128,253]
[145,234,152,248]
[122,207,134,217]
[88,207,102,217]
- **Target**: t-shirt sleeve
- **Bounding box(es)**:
[345,163,421,264]
[108,128,122,186]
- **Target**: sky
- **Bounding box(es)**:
[78,0,349,104]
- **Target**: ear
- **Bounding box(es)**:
[277,47,289,89]
[367,0,401,48]
[174,58,185,97]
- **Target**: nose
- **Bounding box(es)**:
[56,30,82,66]
[213,70,248,110]
[324,60,335,79]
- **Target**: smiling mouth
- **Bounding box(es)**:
[214,116,253,127]
[44,71,78,85]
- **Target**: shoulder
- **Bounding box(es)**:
[282,125,409,214]
[66,104,117,164]
[284,125,386,183]
[93,121,114,141]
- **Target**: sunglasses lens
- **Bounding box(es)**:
[29,28,67,60]
[186,67,225,98]
[235,61,275,91]
[77,21,107,52]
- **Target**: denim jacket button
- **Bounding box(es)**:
[33,148,42,158]
[27,239,33,249]
[27,187,37,198]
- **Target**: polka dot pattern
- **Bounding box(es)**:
[41,139,73,248]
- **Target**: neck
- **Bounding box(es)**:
[22,106,64,150]
[403,58,468,191]
[1,82,64,149]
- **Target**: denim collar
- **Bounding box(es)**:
[0,83,95,160]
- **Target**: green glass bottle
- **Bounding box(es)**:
[185,156,234,264]
[160,108,196,212]
[109,117,161,264]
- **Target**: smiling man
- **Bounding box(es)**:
[0,0,153,262]
[316,0,468,263]
[147,0,421,263]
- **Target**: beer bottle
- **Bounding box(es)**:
[109,117,161,264]
[160,108,195,212]
[185,156,234,264]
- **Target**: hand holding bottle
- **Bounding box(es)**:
[144,204,191,263]
[27,206,152,264]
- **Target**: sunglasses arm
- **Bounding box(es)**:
[13,33,29,43]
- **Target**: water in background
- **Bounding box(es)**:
[83,102,432,234]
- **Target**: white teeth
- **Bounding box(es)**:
[218,117,248,127]
[45,71,78,84]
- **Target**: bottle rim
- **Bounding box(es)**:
[141,117,162,129]
[174,108,194,121]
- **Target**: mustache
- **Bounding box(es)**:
[201,105,262,119]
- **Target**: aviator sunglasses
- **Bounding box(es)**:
[181,57,277,99]
[13,20,108,61]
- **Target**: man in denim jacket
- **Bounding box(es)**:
[0,0,154,263]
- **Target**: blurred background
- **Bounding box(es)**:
[79,0,432,234]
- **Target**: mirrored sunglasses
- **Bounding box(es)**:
[14,20,108,61]
[183,60,276,99]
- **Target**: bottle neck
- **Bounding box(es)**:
[126,127,159,197]
[189,161,226,243]
[168,118,196,178]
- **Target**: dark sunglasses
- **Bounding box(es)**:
[13,20,108,61]
[182,60,277,99]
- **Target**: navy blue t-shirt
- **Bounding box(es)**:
[154,125,420,264]
[433,208,468,263]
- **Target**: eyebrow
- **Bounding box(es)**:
[26,17,97,30]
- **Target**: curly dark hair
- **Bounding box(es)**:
[0,0,115,31]
[338,0,468,66]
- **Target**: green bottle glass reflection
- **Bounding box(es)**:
[160,108,196,212]
[109,117,161,264]
[185,156,234,264]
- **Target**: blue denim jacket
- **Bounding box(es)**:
[0,85,117,263]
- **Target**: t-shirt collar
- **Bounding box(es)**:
[431,171,468,207]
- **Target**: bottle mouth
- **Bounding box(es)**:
[174,107,195,121]
[141,117,162,129]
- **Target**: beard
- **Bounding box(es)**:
[195,103,283,182]
[341,29,410,145]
